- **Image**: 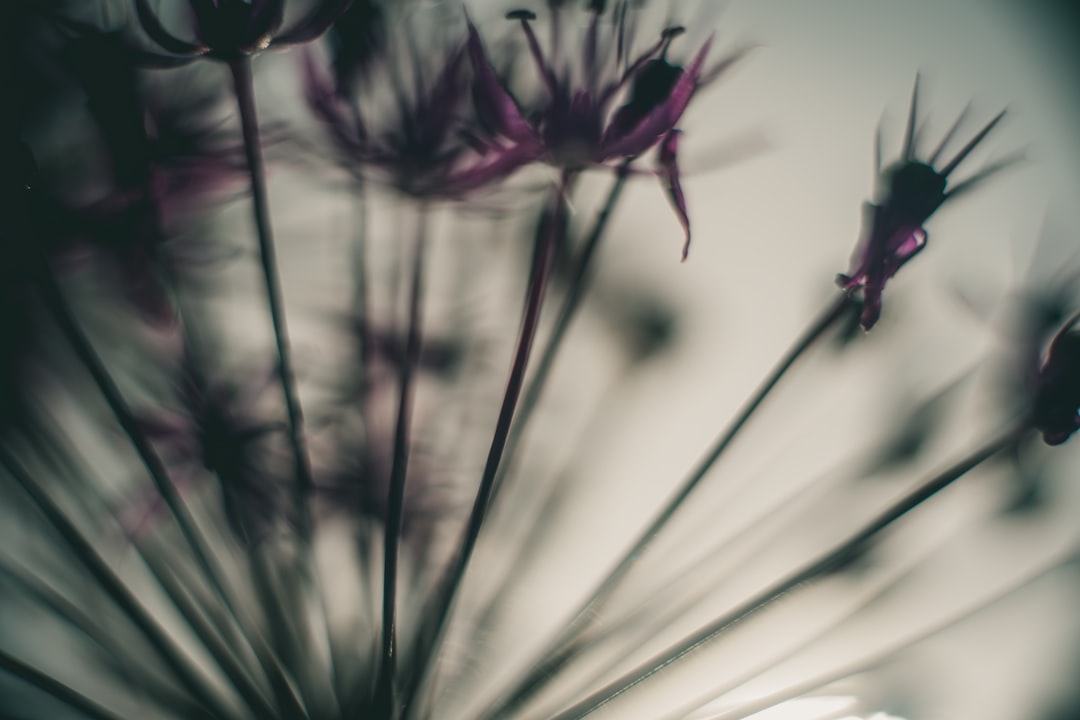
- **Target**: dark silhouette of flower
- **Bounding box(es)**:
[837,77,1015,329]
[126,352,285,542]
[456,4,726,258]
[133,0,355,61]
[1031,315,1080,445]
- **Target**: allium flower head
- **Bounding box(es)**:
[458,2,729,257]
[838,77,1013,329]
[304,20,474,197]
[134,0,355,60]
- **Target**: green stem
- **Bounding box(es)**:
[229,55,339,717]
[374,203,430,716]
[0,447,238,719]
[403,173,572,718]
[483,292,855,720]
[492,163,631,499]
[228,56,313,535]
[550,421,1031,719]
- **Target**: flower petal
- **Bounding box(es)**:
[448,143,543,194]
[466,19,540,145]
[658,130,691,260]
[600,36,713,160]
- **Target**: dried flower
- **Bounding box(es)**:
[837,78,1014,329]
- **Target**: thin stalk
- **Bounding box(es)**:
[32,262,238,634]
[229,56,341,716]
[0,447,238,720]
[403,173,572,717]
[549,421,1031,719]
[484,292,855,719]
[493,163,631,498]
[0,648,127,720]
[374,204,430,715]
[227,56,313,536]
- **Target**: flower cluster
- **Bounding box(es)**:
[0,3,1077,720]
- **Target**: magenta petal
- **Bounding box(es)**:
[466,20,540,145]
[448,143,543,193]
[658,130,691,260]
[599,37,713,160]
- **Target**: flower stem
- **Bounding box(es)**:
[483,292,856,720]
[228,56,314,537]
[493,162,631,499]
[403,173,572,716]
[549,420,1032,719]
[374,203,430,716]
[229,55,339,717]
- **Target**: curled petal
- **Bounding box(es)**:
[134,0,208,55]
[273,0,355,47]
[658,130,691,260]
[466,19,540,145]
[600,36,713,160]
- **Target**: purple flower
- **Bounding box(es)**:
[134,0,355,60]
[838,77,1015,330]
[303,29,474,197]
[456,5,725,258]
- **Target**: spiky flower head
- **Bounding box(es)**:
[455,2,733,258]
[838,76,1015,329]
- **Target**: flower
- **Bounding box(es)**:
[303,20,475,197]
[125,351,286,542]
[456,4,724,258]
[133,0,355,60]
[837,78,1014,330]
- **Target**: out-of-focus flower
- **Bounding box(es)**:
[457,4,731,258]
[133,0,355,61]
[837,79,1014,329]
[1031,316,1080,445]
[40,32,249,321]
[303,22,475,197]
[125,352,285,542]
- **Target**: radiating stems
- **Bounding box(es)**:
[0,447,238,720]
[228,56,314,537]
[374,203,430,716]
[32,260,236,618]
[484,292,856,720]
[493,162,631,498]
[549,420,1032,719]
[403,172,572,717]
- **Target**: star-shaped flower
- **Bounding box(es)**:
[303,27,473,197]
[456,4,731,258]
[838,77,1017,329]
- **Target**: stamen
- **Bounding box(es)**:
[508,9,557,95]
[660,25,685,59]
